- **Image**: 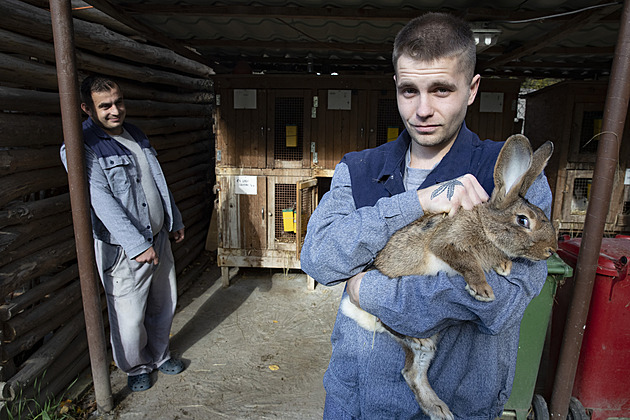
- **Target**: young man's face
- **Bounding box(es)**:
[394,54,480,151]
[81,85,126,136]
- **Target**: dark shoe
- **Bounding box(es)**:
[127,373,152,392]
[158,358,185,375]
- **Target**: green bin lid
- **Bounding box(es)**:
[546,253,573,277]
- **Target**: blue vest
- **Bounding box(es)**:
[82,117,152,158]
[341,123,504,209]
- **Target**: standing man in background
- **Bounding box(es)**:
[61,75,186,392]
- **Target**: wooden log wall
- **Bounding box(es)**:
[0,0,214,409]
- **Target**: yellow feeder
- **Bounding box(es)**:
[282,209,296,232]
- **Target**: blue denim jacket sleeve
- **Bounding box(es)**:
[60,142,184,259]
[300,162,424,285]
[359,172,552,337]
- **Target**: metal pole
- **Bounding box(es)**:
[549,0,630,418]
[49,0,114,413]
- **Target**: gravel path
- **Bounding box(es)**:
[94,267,343,420]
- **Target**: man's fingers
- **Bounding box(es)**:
[459,174,489,206]
[418,173,489,216]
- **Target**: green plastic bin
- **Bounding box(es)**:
[502,254,573,420]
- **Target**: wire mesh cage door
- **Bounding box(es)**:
[376,97,405,147]
[274,182,297,244]
[296,178,318,259]
[271,94,308,168]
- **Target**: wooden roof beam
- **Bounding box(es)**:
[117,4,616,23]
[184,39,392,54]
[82,0,228,72]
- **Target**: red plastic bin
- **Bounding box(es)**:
[556,235,630,420]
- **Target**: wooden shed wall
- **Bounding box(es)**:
[524,80,630,235]
[214,75,522,172]
[0,0,214,408]
[212,75,521,283]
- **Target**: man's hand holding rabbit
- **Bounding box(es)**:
[417,173,489,216]
[347,272,366,308]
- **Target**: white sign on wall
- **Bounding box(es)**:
[625,168,630,185]
[234,89,257,109]
[235,176,257,195]
[479,92,504,113]
[328,90,352,110]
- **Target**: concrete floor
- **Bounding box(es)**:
[93,266,344,420]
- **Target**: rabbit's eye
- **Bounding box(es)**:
[517,215,530,229]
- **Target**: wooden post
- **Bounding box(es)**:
[49,0,113,412]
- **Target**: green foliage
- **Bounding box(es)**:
[5,377,84,420]
[521,78,564,92]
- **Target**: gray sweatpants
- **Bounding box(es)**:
[94,227,177,376]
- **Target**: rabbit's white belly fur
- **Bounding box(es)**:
[422,252,459,277]
[341,295,386,332]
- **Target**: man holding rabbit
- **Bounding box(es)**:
[300,12,552,420]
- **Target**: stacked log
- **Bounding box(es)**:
[0,0,214,410]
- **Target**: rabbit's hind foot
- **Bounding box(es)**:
[402,368,454,420]
[401,337,454,420]
[465,283,495,302]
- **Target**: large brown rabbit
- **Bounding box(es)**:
[341,134,557,420]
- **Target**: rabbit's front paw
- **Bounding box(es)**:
[465,283,496,302]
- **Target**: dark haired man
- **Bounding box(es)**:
[301,13,552,419]
[60,75,185,392]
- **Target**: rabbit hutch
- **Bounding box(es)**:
[211,75,522,288]
[523,81,630,236]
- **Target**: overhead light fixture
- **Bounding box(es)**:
[472,28,501,52]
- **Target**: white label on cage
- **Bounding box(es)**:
[328,90,351,110]
[625,169,630,185]
[479,92,504,113]
[235,176,257,195]
[234,89,257,109]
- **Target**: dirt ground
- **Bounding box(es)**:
[89,264,344,420]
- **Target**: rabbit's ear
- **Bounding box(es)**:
[492,134,553,208]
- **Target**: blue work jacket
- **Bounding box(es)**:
[300,124,551,419]
[60,117,184,259]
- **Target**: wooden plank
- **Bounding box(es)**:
[217,251,301,270]
[0,265,78,322]
[213,75,397,91]
[0,0,214,78]
[0,238,77,298]
[0,166,68,208]
[266,90,276,169]
[367,91,379,150]
[0,223,74,268]
[256,89,268,169]
[301,89,312,169]
[217,175,240,249]
[0,146,63,176]
[225,87,238,167]
[126,116,209,136]
[0,193,70,229]
[239,176,267,251]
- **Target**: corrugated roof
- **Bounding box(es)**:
[78,0,623,78]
